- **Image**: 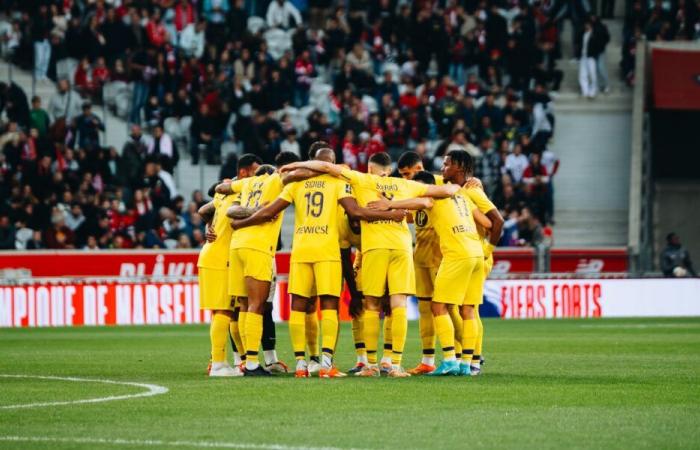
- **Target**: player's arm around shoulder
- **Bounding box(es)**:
[231,197,291,230]
[339,196,407,222]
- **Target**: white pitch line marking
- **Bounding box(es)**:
[0,374,168,409]
[0,436,364,450]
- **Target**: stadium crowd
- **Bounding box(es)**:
[621,0,700,86]
[0,0,563,251]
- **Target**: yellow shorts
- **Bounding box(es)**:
[433,257,484,306]
[415,265,438,299]
[289,261,342,298]
[198,267,233,311]
[362,249,415,298]
[484,254,493,279]
[228,248,274,297]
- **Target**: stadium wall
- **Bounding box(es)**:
[0,251,698,327]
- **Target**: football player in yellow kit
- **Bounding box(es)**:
[232,152,405,378]
[281,154,460,377]
[460,163,504,375]
[220,152,302,376]
[197,181,239,377]
[443,150,502,375]
[307,143,366,374]
[366,166,492,376]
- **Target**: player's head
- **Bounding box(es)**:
[275,151,301,168]
[411,171,436,185]
[442,149,473,183]
[667,232,680,246]
[308,140,332,160]
[397,151,424,180]
[255,164,276,176]
[237,154,262,179]
[368,152,392,176]
[314,148,335,163]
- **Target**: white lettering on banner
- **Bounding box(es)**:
[12,287,26,327]
[0,288,11,327]
[145,285,159,325]
[116,286,131,325]
[133,286,145,325]
[65,286,76,326]
[27,287,35,327]
[50,287,64,327]
[117,255,196,278]
[486,279,700,319]
[36,287,50,327]
[172,284,184,324]
[159,286,173,324]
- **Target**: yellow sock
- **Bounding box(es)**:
[449,305,463,359]
[289,310,306,361]
[474,308,483,364]
[210,312,231,363]
[238,311,248,356]
[244,312,263,368]
[305,311,319,359]
[363,309,380,364]
[382,315,393,362]
[390,307,407,366]
[462,317,478,363]
[351,316,366,358]
[418,300,436,359]
[434,314,456,361]
[321,309,339,368]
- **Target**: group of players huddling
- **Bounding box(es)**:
[197,141,504,378]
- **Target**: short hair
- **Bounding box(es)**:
[412,171,436,185]
[308,140,331,160]
[207,183,218,198]
[238,154,263,170]
[255,164,276,176]
[446,149,474,174]
[368,152,392,168]
[397,151,422,169]
[275,151,300,167]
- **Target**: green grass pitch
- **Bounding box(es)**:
[1,318,699,449]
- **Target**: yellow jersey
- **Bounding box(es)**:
[230,173,285,255]
[428,191,483,260]
[279,174,351,263]
[464,185,498,253]
[340,168,427,253]
[413,174,443,268]
[197,193,237,269]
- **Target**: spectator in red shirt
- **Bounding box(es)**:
[146,9,168,49]
[294,50,315,107]
[174,0,196,33]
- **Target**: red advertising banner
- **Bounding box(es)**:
[652,48,700,110]
[0,251,292,278]
[549,248,628,273]
[0,249,536,277]
[3,278,700,327]
[491,248,536,274]
[0,281,209,328]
